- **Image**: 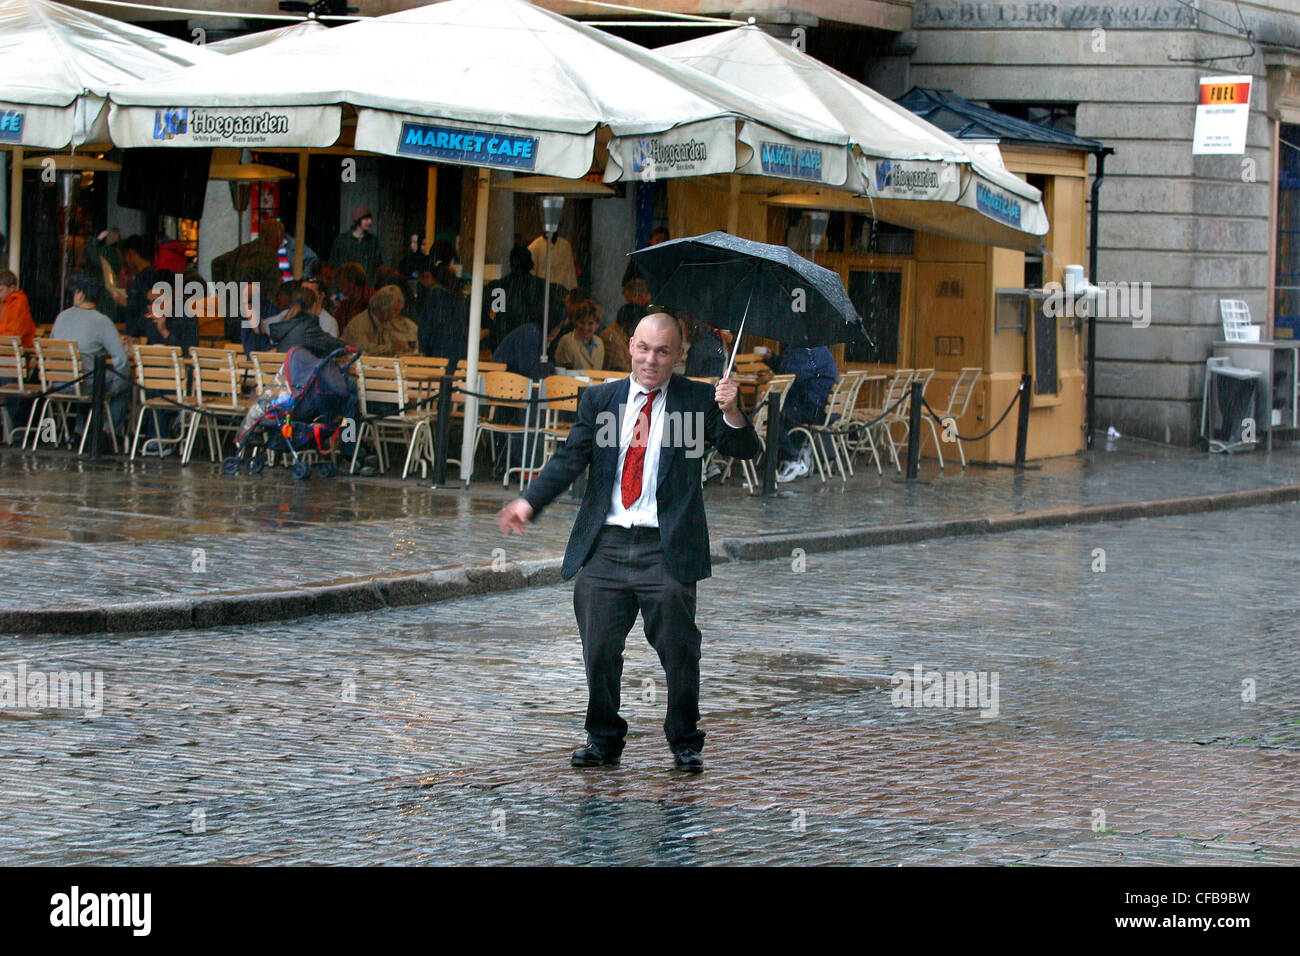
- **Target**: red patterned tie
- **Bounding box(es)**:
[620,389,659,509]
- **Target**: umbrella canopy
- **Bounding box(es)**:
[0,0,221,148]
[657,26,1049,251]
[107,0,851,186]
[629,231,868,349]
[206,20,329,54]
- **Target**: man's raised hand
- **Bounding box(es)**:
[496,498,535,536]
[715,376,740,415]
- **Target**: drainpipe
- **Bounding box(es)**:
[1086,146,1115,450]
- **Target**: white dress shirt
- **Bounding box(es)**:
[606,384,667,528]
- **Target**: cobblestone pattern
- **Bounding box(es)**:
[2,505,1297,864]
[4,440,1300,609]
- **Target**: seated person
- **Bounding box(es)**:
[607,276,649,332]
[238,283,281,355]
[492,322,542,377]
[268,285,349,358]
[137,274,200,453]
[416,261,468,361]
[50,274,130,438]
[565,286,602,328]
[270,280,339,337]
[120,234,161,342]
[0,269,36,433]
[333,262,373,333]
[341,285,418,356]
[600,307,639,372]
[775,345,839,482]
[145,275,199,352]
[0,269,36,348]
[553,303,604,370]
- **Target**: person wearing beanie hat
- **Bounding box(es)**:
[329,203,380,285]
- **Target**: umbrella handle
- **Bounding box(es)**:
[723,293,751,380]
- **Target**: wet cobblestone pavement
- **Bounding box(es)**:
[3,438,1300,608]
[2,503,1298,864]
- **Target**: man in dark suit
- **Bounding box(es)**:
[497,312,759,772]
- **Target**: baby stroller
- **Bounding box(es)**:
[223,346,361,480]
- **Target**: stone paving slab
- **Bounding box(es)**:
[5,439,1300,632]
[1,504,1297,864]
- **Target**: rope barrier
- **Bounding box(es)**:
[27,369,97,401]
[920,383,1024,443]
[844,390,913,432]
[451,386,575,404]
[107,367,237,419]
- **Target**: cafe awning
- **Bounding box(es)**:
[0,0,221,148]
[657,26,1050,251]
[107,0,851,187]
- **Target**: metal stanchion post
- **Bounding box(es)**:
[1015,373,1032,469]
[432,375,453,487]
[89,353,106,460]
[905,380,923,480]
[763,392,781,496]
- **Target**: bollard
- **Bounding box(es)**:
[1015,373,1032,469]
[905,380,923,480]
[431,375,453,486]
[88,353,107,460]
[763,391,781,496]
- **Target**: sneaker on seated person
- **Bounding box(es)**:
[776,458,808,483]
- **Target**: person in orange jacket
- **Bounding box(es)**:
[0,269,36,348]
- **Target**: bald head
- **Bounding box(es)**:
[634,310,682,350]
[629,310,684,390]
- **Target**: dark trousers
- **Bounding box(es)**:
[572,525,704,754]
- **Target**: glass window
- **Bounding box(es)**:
[849,216,914,255]
[785,209,844,255]
[1276,123,1300,339]
[845,268,902,364]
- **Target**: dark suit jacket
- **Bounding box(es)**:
[522,373,760,583]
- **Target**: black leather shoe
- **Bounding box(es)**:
[673,748,704,773]
[571,744,620,767]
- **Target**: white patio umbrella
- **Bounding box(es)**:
[658,26,1049,251]
[207,19,329,54]
[107,0,852,481]
[0,0,221,271]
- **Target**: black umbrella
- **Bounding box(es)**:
[628,231,871,375]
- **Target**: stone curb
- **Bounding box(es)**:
[6,484,1300,636]
[718,485,1300,562]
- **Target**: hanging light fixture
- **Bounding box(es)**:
[807,209,830,263]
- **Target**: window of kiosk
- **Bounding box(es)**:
[845,268,903,365]
[784,209,845,255]
[848,216,914,257]
[1029,294,1063,407]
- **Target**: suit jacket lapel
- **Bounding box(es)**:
[657,375,680,490]
[602,377,630,478]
